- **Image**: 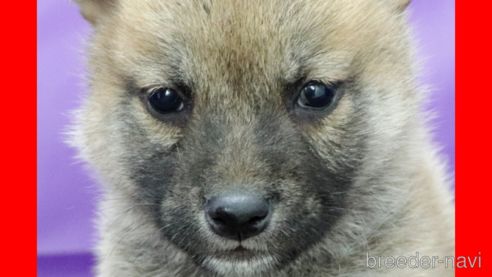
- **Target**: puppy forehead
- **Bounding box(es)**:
[110,0,401,97]
[116,1,307,74]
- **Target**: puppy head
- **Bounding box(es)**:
[74,0,417,275]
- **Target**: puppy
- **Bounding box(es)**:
[71,0,455,276]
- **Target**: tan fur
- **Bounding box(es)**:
[71,0,454,276]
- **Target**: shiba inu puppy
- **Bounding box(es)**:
[71,0,455,276]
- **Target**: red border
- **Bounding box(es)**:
[1,0,37,274]
[455,0,486,276]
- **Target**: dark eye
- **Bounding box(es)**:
[297,81,335,109]
[148,87,184,113]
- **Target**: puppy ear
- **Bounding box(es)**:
[74,0,117,25]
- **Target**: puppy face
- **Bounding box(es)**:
[75,0,417,275]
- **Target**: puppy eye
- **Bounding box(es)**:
[148,87,184,113]
[297,81,336,109]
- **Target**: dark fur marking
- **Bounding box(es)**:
[202,3,210,14]
[156,116,231,251]
[253,114,354,268]
[115,96,181,226]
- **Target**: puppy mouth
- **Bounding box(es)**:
[211,246,266,260]
[199,246,278,275]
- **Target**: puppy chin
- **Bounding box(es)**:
[201,254,278,277]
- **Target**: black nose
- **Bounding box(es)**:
[205,192,271,240]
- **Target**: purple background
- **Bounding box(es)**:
[37,0,455,276]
